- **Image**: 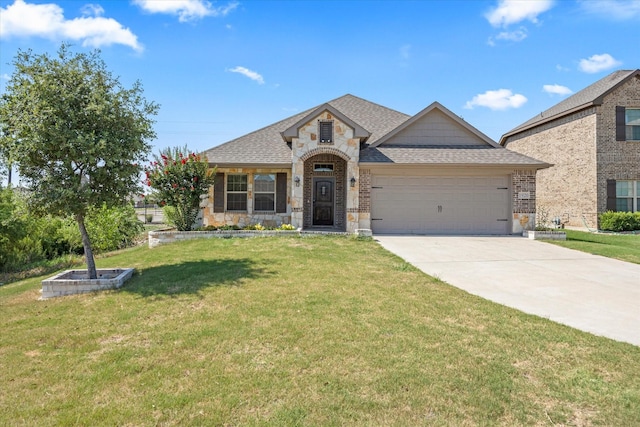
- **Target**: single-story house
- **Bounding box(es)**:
[500,69,640,228]
[203,94,549,234]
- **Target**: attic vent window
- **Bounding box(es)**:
[319,121,333,143]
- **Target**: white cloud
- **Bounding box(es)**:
[80,4,104,17]
[0,0,142,51]
[464,89,528,110]
[489,27,528,44]
[134,0,238,22]
[486,0,554,27]
[497,28,527,41]
[556,64,570,72]
[1,73,10,80]
[578,53,622,73]
[543,84,573,95]
[228,66,264,85]
[579,0,640,20]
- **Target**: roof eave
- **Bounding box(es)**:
[209,162,292,169]
[359,161,552,169]
[501,69,640,145]
[500,102,596,145]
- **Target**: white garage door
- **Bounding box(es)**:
[371,175,510,234]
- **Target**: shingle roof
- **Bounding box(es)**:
[501,69,640,144]
[204,94,410,166]
[360,145,550,167]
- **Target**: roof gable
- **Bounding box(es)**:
[372,102,499,148]
[204,94,409,166]
[501,69,640,144]
[280,103,370,143]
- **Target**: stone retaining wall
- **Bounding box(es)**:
[148,229,371,248]
[41,268,134,299]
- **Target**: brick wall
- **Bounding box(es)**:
[358,169,371,213]
[505,113,598,228]
[505,74,640,229]
[596,74,640,217]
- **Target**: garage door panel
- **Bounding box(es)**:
[371,175,509,235]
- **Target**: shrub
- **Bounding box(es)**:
[145,146,215,231]
[599,211,640,232]
[244,223,266,231]
[277,224,296,230]
[1,186,143,273]
[84,203,144,253]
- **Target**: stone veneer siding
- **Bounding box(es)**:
[203,167,291,228]
[291,111,361,232]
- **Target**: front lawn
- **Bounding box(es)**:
[548,229,640,264]
[1,236,639,426]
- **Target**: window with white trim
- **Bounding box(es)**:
[626,108,640,141]
[616,180,640,212]
[254,174,275,211]
[226,174,247,211]
[313,163,334,172]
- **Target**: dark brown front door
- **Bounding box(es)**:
[313,178,334,226]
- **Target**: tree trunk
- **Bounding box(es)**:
[76,213,97,279]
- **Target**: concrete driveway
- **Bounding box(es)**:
[375,235,640,346]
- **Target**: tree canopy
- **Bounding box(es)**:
[0,44,159,278]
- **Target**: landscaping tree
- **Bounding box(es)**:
[145,146,215,231]
[0,44,158,279]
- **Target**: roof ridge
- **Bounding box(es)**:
[501,68,640,143]
[328,93,410,117]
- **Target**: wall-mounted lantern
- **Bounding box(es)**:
[350,176,356,187]
[294,176,301,187]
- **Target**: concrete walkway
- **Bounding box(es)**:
[375,236,640,346]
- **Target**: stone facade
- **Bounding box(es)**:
[291,111,361,232]
[203,167,291,228]
[505,74,640,229]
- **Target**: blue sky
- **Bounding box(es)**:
[1,0,639,162]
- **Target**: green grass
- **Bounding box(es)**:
[1,236,639,426]
[547,229,640,264]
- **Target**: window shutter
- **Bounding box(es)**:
[276,173,287,213]
[606,179,617,211]
[319,121,333,143]
[213,173,225,213]
[615,106,626,141]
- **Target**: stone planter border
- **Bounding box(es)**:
[41,268,134,299]
[523,230,567,240]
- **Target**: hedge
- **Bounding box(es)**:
[599,211,640,232]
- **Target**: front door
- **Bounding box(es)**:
[313,178,334,226]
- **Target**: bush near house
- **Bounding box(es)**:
[599,211,640,232]
[1,188,143,274]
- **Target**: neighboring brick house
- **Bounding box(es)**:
[500,69,640,229]
[203,95,549,234]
